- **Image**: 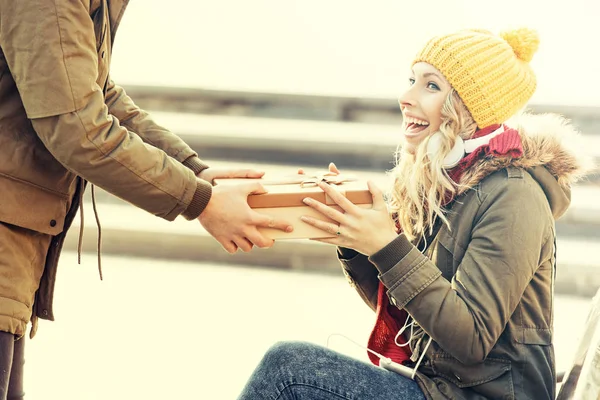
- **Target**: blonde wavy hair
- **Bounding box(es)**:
[388,89,478,242]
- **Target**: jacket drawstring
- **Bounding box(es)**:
[77,181,85,265]
[76,181,103,280]
[91,185,103,280]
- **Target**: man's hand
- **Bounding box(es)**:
[198,182,294,253]
[197,167,265,185]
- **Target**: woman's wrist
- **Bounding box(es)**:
[365,231,400,257]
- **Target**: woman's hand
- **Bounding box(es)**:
[300,179,398,256]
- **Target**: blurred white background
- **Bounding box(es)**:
[112,0,600,106]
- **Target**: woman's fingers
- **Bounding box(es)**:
[300,215,340,237]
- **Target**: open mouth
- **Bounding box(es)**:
[404,116,430,135]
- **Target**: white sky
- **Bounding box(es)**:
[111,0,600,106]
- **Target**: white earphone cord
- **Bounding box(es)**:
[326,226,434,379]
[327,332,433,380]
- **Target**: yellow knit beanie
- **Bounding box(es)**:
[413,28,540,128]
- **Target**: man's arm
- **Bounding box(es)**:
[0,0,210,220]
[0,0,294,253]
[103,77,209,176]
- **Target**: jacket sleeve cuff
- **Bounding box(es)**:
[368,233,415,274]
[368,234,441,309]
[181,180,212,220]
[182,156,210,176]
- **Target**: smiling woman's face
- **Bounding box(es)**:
[398,62,452,154]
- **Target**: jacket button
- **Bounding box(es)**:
[42,309,48,317]
[454,373,462,381]
[50,220,57,227]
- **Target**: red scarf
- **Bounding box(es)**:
[367,124,523,366]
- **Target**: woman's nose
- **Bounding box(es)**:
[398,89,416,110]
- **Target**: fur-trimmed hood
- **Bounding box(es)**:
[458,112,596,219]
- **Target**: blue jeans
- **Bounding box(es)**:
[237,341,425,400]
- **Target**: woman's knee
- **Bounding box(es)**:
[257,340,336,378]
[261,341,317,368]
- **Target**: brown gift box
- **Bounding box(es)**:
[214,174,373,239]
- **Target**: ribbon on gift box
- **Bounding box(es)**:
[259,172,359,187]
[246,174,370,208]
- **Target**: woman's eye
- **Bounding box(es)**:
[427,82,440,90]
[408,78,415,85]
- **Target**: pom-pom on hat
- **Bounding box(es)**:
[413,28,540,128]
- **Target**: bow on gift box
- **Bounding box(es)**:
[260,172,359,187]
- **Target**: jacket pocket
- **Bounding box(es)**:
[0,173,68,236]
[431,353,514,399]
